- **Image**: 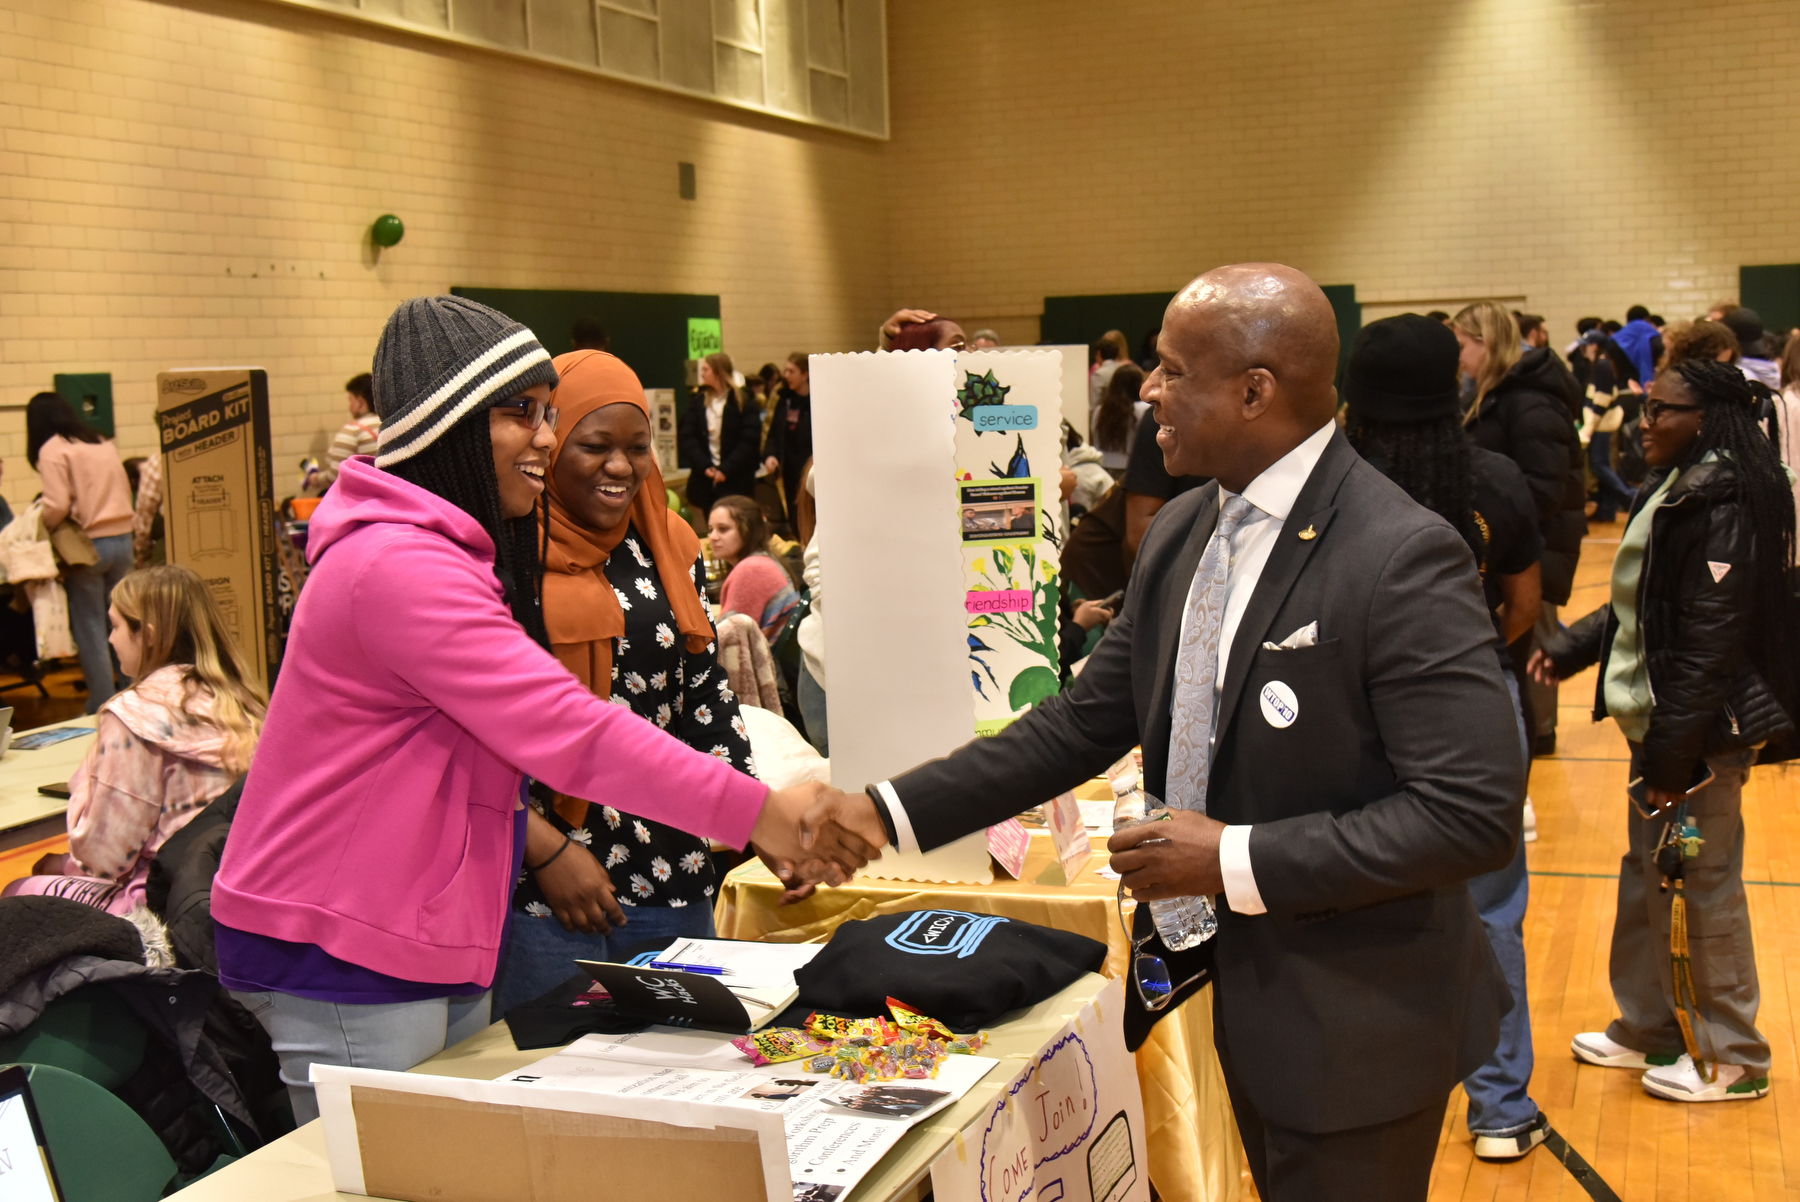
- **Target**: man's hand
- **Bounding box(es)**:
[31,852,67,876]
[1106,810,1226,899]
[1526,649,1560,687]
[751,783,884,886]
[706,466,727,483]
[1641,786,1686,817]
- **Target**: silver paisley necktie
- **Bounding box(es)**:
[1165,494,1258,814]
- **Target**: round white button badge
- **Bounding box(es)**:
[1259,680,1299,729]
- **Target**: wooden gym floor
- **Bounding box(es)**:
[1420,519,1796,1200]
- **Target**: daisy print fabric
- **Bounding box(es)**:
[512,523,754,919]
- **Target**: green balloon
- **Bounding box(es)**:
[371,214,405,248]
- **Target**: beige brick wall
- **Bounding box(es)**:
[887,0,1800,356]
[0,0,892,511]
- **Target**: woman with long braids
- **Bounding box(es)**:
[1343,315,1549,1161]
[1535,358,1795,1103]
[213,298,872,1122]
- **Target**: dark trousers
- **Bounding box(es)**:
[1216,1001,1445,1200]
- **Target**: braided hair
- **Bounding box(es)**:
[1344,413,1481,564]
[385,412,551,649]
[1671,358,1795,701]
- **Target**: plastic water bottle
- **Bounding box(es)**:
[1111,773,1217,951]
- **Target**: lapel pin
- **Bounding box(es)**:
[1297,524,1317,541]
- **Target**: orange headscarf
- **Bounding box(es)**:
[542,351,713,822]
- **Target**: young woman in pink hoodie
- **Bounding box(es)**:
[212,298,875,1122]
[5,564,265,914]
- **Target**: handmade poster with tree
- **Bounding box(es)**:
[952,350,1065,736]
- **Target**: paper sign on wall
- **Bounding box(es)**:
[929,978,1149,1202]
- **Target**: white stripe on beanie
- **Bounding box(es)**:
[376,334,553,467]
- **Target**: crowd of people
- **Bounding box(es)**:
[4,276,1797,1200]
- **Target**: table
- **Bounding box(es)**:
[169,974,1121,1202]
[716,830,1244,1202]
[0,715,96,853]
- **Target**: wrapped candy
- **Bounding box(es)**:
[886,997,955,1042]
[731,1027,831,1066]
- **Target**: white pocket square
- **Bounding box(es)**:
[1263,621,1318,651]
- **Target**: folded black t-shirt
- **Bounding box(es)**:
[794,910,1106,1030]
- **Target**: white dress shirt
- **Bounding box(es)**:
[705,392,727,466]
[1199,420,1334,916]
[877,421,1337,918]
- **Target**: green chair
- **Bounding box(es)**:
[0,986,147,1091]
[5,1062,176,1202]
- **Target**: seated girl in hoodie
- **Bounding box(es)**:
[5,564,264,914]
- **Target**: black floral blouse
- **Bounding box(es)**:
[514,522,756,917]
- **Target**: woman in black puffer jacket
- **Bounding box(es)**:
[1454,303,1587,753]
[1531,359,1795,1105]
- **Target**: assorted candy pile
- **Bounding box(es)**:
[732,997,987,1083]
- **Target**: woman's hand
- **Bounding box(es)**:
[706,467,727,483]
[881,309,937,342]
[756,849,818,905]
[751,782,885,885]
[1072,599,1115,630]
[1641,787,1686,817]
[31,852,67,876]
[1527,649,1561,687]
[525,807,626,934]
[764,456,780,475]
[536,842,627,935]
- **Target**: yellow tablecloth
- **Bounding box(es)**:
[715,831,1243,1202]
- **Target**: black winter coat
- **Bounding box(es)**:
[679,388,762,513]
[1466,348,1587,605]
[1546,459,1795,792]
[761,386,812,516]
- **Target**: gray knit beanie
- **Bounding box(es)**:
[370,296,559,467]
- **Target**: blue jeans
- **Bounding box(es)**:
[63,532,133,712]
[491,903,716,1017]
[1463,666,1539,1136]
[1588,432,1635,523]
[797,661,829,756]
[231,988,492,1125]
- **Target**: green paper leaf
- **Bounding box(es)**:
[1008,665,1061,712]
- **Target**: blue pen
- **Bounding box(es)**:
[648,961,730,976]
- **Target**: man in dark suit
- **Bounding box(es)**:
[798,265,1525,1199]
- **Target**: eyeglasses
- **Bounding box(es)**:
[1116,882,1208,1011]
[493,395,559,431]
[1642,400,1702,426]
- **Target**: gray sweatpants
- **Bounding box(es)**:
[1605,744,1769,1072]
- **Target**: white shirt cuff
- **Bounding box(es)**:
[1218,824,1267,915]
[873,780,920,855]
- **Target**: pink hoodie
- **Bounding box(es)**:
[212,457,769,985]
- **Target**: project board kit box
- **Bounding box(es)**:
[314,1065,789,1202]
[155,368,282,687]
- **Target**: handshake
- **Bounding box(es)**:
[748,782,893,900]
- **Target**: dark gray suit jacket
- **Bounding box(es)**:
[889,429,1523,1133]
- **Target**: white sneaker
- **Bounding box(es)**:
[1571,1031,1679,1069]
[1641,1055,1770,1102]
[1522,797,1538,843]
[1472,1112,1549,1161]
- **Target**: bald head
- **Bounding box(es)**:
[1171,264,1340,420]
[1142,263,1342,490]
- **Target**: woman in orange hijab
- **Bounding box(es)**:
[493,350,758,1014]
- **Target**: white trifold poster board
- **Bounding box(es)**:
[930,978,1150,1202]
[811,349,1067,884]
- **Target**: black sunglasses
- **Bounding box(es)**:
[1642,400,1702,426]
[493,394,559,431]
[1116,882,1209,1011]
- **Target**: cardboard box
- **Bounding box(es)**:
[155,368,282,687]
[314,1066,789,1202]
